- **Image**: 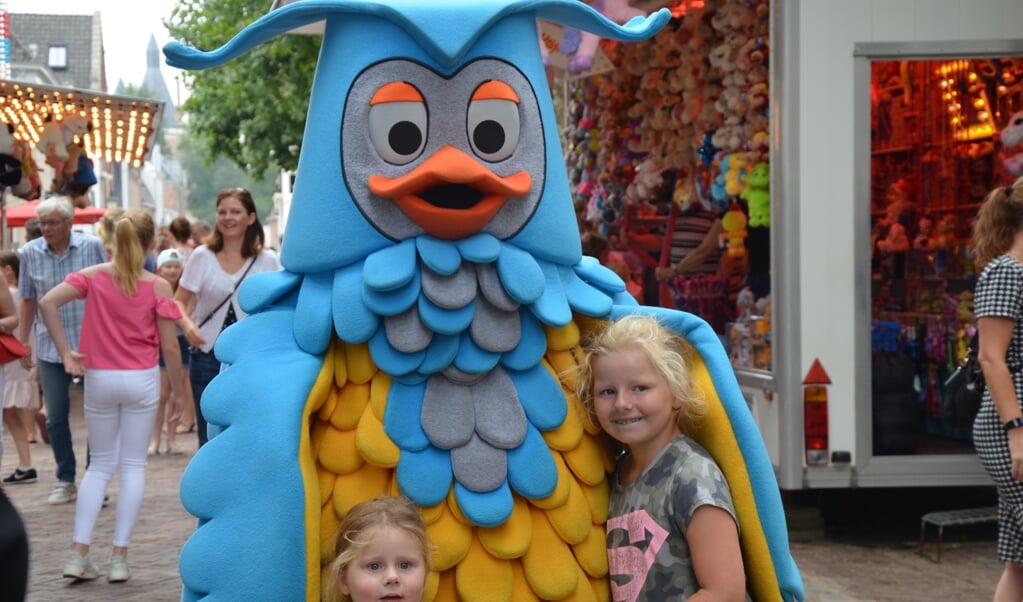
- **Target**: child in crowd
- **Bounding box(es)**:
[40,210,199,583]
[149,249,190,456]
[576,315,748,601]
[324,496,431,602]
[0,251,39,485]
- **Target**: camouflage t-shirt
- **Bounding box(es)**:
[606,435,748,601]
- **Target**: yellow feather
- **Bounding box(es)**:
[556,566,600,602]
[455,536,513,601]
[345,341,377,384]
[510,560,542,602]
[419,500,446,525]
[426,503,472,571]
[521,506,578,600]
[423,571,439,602]
[318,501,340,561]
[317,469,336,507]
[317,426,363,475]
[579,478,610,525]
[435,569,457,600]
[588,572,612,602]
[330,463,390,518]
[543,321,580,350]
[332,339,347,386]
[478,496,532,559]
[316,388,338,422]
[330,382,369,430]
[562,433,609,487]
[355,401,399,467]
[541,389,584,452]
[446,488,470,525]
[543,477,591,545]
[369,371,392,420]
[310,419,329,464]
[572,523,609,579]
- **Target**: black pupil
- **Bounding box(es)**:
[389,122,422,156]
[473,120,505,155]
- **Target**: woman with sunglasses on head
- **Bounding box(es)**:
[174,189,281,447]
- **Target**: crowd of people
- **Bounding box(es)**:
[0,188,275,594]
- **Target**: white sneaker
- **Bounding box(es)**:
[47,482,77,505]
[63,550,99,580]
[108,556,130,583]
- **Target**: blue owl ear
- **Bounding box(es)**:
[165,0,670,71]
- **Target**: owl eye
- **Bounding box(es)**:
[466,82,520,162]
[369,99,428,165]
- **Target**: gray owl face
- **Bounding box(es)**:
[341,57,546,241]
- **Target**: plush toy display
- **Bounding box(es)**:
[35,114,90,164]
[1001,110,1023,177]
[165,1,802,601]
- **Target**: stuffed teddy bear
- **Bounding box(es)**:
[1000,110,1023,177]
[36,114,90,164]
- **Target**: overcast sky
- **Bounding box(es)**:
[6,0,184,98]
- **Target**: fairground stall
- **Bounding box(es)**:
[556,0,1023,490]
[0,79,164,246]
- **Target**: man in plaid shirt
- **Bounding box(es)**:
[16,197,105,505]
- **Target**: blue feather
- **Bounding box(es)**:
[383,382,430,451]
[454,480,513,527]
[510,364,567,431]
[416,235,463,275]
[396,445,453,507]
[506,424,557,499]
[333,264,378,343]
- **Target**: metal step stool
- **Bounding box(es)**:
[918,506,997,562]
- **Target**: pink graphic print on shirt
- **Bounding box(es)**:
[606,509,669,602]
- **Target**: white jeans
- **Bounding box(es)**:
[73,367,159,548]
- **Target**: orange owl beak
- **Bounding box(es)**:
[368,145,532,240]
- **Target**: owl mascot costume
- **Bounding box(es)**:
[165,1,804,600]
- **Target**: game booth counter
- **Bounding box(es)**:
[0,79,164,246]
[554,0,1023,491]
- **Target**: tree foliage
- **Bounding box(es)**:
[164,0,320,176]
[177,135,277,224]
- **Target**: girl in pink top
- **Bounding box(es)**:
[39,210,203,583]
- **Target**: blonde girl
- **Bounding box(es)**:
[39,210,198,583]
[576,315,748,601]
[324,496,431,602]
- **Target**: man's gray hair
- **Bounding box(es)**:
[36,196,74,221]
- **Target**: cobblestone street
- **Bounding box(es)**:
[0,382,1004,600]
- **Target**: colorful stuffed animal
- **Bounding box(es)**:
[722,202,749,258]
[165,2,804,601]
[1000,110,1023,177]
[35,114,90,164]
[742,161,770,227]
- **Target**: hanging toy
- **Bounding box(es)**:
[741,161,770,227]
[721,201,748,258]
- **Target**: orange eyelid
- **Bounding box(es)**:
[370,82,424,105]
[472,80,519,103]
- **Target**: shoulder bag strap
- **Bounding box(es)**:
[196,257,257,328]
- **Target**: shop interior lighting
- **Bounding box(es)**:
[0,80,163,168]
[938,60,996,142]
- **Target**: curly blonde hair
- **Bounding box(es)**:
[575,315,705,445]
